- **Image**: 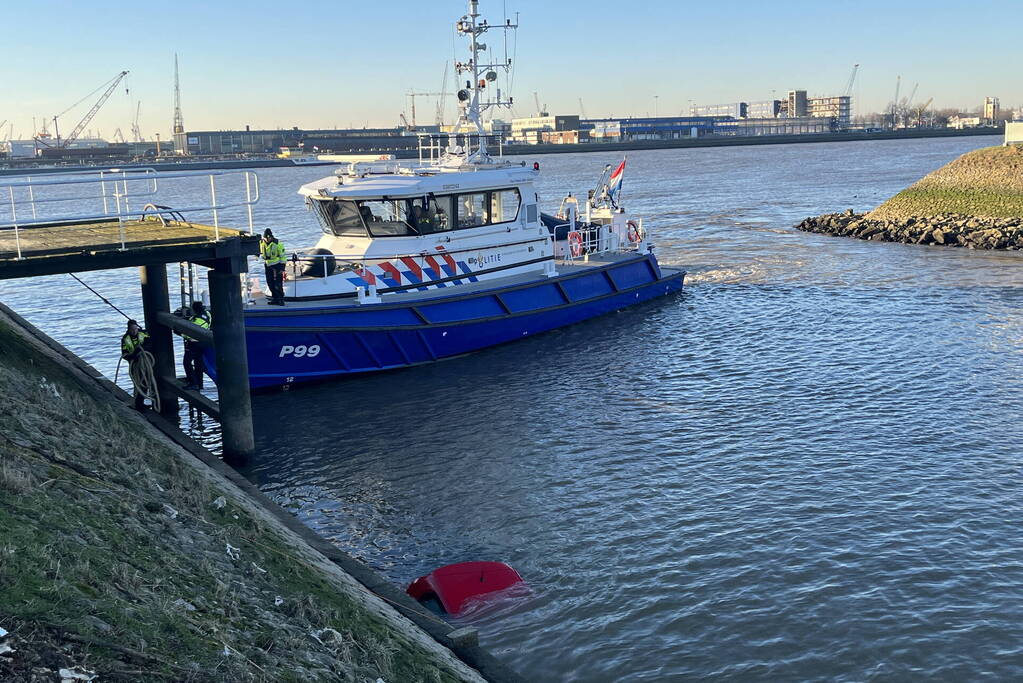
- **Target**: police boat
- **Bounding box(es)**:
[218,1,686,390]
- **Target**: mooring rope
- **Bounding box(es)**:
[68,273,131,320]
[128,348,161,413]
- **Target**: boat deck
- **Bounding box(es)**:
[252,252,680,312]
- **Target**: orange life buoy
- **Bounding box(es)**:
[627,220,641,243]
[567,231,584,257]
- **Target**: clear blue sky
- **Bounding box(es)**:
[1,0,1018,139]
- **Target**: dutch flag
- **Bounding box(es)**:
[607,158,626,205]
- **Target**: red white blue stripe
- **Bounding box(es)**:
[606,159,625,205]
[345,246,479,291]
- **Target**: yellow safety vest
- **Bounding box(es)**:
[121,330,149,358]
[260,239,287,266]
[185,310,211,342]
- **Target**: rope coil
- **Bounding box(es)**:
[128,348,160,413]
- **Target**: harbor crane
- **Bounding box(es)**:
[913,97,934,127]
[39,70,129,148]
[889,75,901,129]
[842,64,859,97]
[533,91,548,117]
[904,82,919,111]
[435,63,450,128]
[406,90,445,129]
[131,102,143,143]
[578,98,587,119]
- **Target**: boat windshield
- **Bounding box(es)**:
[314,197,453,237]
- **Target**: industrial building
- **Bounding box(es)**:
[508,115,580,144]
[690,103,747,119]
[747,100,781,119]
[784,90,809,117]
[583,116,724,141]
[689,89,851,131]
[984,97,1000,123]
[178,128,418,156]
[714,117,832,136]
[807,96,851,129]
[3,137,118,159]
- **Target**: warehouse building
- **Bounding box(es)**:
[179,128,417,155]
[807,96,851,129]
[690,90,851,130]
[508,115,580,144]
[690,103,747,119]
[715,116,832,136]
[747,100,781,119]
[583,116,723,142]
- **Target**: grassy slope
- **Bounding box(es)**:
[868,145,1023,221]
[0,316,474,682]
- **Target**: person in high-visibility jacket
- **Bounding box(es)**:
[120,319,150,410]
[183,300,211,390]
[260,228,287,306]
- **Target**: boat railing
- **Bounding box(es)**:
[416,132,505,165]
[0,168,260,257]
[552,218,646,261]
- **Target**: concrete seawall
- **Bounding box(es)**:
[0,301,523,682]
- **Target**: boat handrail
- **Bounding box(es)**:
[1,169,260,257]
[281,235,552,269]
[553,218,646,261]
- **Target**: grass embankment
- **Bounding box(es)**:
[869,145,1023,221]
[0,315,479,682]
[796,146,1023,248]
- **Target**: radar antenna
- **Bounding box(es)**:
[450,0,517,159]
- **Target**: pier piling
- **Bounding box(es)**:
[140,263,180,418]
[208,258,255,462]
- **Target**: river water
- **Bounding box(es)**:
[4,135,1022,680]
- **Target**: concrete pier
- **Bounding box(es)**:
[0,213,261,459]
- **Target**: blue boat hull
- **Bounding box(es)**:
[209,254,684,390]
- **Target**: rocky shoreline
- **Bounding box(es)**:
[795,210,1023,250]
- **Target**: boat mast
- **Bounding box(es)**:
[452,0,516,160]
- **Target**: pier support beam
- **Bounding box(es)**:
[207,257,254,463]
[140,263,179,418]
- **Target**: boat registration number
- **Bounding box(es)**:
[279,344,321,358]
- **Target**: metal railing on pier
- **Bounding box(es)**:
[0,168,260,258]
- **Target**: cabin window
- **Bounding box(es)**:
[457,193,489,229]
[446,188,521,230]
[317,199,367,236]
[410,195,452,234]
[359,199,418,237]
[490,188,521,224]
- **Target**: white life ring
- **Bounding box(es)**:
[567,231,584,257]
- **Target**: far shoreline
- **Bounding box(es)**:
[0,127,1003,177]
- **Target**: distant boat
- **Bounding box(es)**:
[288,155,328,166]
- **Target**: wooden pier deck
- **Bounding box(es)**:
[0,216,261,279]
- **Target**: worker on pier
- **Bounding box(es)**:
[183,301,211,391]
[260,228,287,306]
[120,319,150,411]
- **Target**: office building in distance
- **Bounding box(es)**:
[689,89,851,132]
